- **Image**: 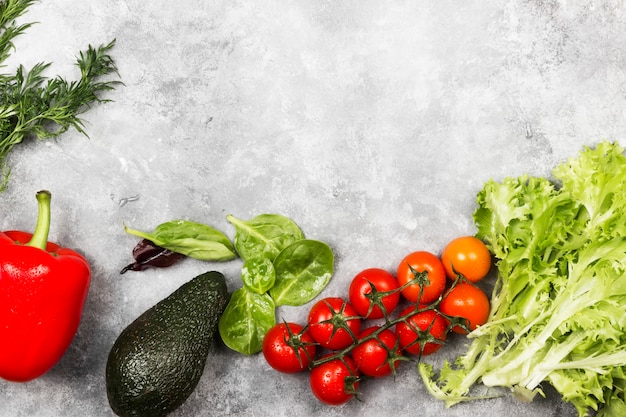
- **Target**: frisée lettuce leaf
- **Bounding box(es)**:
[419,141,626,417]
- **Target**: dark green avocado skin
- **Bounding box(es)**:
[106,271,230,417]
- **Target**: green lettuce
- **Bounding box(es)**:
[419,141,626,417]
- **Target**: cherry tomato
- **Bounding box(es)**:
[439,282,490,334]
[396,251,446,304]
[262,322,316,373]
[348,268,400,319]
[351,326,400,377]
[310,355,359,405]
[395,306,447,355]
[441,236,492,282]
[308,297,361,350]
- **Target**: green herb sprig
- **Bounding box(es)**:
[0,0,121,190]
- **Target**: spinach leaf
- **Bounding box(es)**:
[241,257,276,294]
[270,239,334,306]
[226,214,304,261]
[218,288,276,355]
[124,220,237,261]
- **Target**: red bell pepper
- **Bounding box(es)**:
[0,190,91,382]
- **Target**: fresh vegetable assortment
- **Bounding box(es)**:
[5,2,626,417]
[120,210,492,410]
[0,191,91,382]
[1,14,623,413]
[123,213,335,355]
[218,214,334,355]
[420,141,626,417]
[261,240,492,406]
[0,0,116,384]
[111,143,626,416]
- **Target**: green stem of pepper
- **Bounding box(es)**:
[26,190,52,250]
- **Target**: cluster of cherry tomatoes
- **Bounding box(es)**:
[262,236,492,406]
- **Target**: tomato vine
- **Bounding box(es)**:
[262,237,493,406]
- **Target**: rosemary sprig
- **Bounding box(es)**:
[0,0,122,190]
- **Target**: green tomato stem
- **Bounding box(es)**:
[26,190,52,250]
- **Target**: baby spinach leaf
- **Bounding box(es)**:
[226,214,304,262]
[124,220,237,261]
[270,239,334,306]
[218,287,276,355]
[241,257,276,294]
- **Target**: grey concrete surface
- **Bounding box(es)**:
[2,0,625,415]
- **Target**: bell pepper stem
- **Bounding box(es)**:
[26,190,52,250]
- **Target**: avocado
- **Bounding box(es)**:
[106,271,230,417]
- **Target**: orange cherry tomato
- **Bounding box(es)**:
[439,282,490,334]
[441,236,492,283]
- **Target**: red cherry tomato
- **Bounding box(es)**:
[308,297,361,350]
[262,322,316,373]
[396,251,446,304]
[441,236,492,282]
[351,326,400,377]
[395,306,448,356]
[310,355,359,405]
[439,282,490,334]
[348,268,400,319]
